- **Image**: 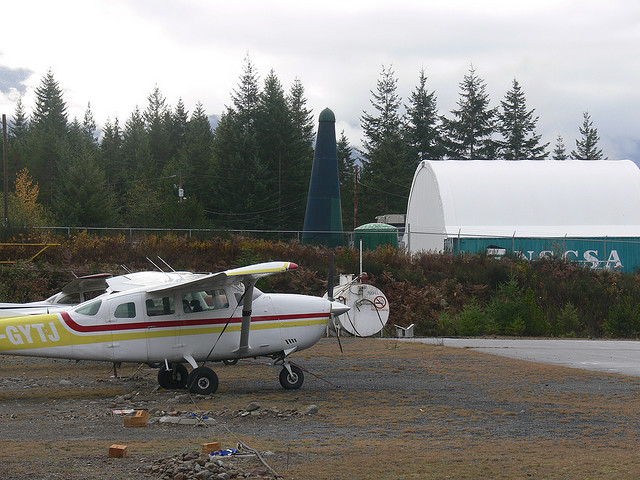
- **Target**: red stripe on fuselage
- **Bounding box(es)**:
[59,311,329,333]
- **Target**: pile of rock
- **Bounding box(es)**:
[113,400,321,426]
[147,450,278,480]
[234,402,320,419]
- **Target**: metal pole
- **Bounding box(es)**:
[359,238,363,277]
[353,165,358,229]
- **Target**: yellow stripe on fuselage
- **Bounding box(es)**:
[0,314,327,352]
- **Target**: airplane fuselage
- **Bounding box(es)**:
[0,289,330,364]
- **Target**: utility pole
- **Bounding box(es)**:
[178,172,184,202]
[2,114,7,226]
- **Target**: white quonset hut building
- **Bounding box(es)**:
[404,160,640,272]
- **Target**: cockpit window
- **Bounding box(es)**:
[182,289,229,313]
[114,302,136,318]
[47,292,80,305]
[75,300,102,316]
[145,297,175,316]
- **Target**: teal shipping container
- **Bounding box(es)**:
[446,236,640,273]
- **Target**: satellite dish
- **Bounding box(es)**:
[325,275,389,337]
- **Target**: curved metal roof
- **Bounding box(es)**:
[405,160,640,252]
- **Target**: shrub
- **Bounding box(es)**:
[604,295,640,338]
[552,303,581,337]
[438,299,492,336]
[487,278,548,336]
[456,299,492,336]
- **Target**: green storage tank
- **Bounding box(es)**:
[354,223,398,250]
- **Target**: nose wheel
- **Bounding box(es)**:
[279,364,304,389]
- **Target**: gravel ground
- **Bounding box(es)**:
[2,337,640,479]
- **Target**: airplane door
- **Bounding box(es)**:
[144,294,179,363]
[108,297,146,363]
[178,288,232,360]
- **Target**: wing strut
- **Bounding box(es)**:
[238,279,255,353]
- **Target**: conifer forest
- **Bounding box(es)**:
[0,59,605,232]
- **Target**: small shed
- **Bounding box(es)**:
[354,223,399,250]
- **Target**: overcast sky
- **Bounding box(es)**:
[0,0,638,162]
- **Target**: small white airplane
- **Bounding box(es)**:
[0,261,349,394]
[0,272,114,317]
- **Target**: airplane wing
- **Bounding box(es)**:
[225,261,298,280]
[60,273,112,296]
[145,272,228,295]
[145,261,298,295]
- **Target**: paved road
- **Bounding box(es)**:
[399,337,640,376]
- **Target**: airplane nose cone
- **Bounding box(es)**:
[330,301,350,316]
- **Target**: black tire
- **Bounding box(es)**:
[157,364,189,390]
[187,366,219,395]
[223,358,238,366]
[279,365,304,390]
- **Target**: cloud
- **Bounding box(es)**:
[0,66,32,96]
[0,0,638,162]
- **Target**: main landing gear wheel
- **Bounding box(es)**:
[223,359,238,366]
[279,364,304,390]
[157,364,188,390]
[187,366,219,395]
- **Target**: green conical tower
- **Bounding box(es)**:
[302,108,343,247]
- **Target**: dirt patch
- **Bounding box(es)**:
[2,338,640,479]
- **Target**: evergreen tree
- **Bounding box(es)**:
[27,70,69,204]
[9,97,29,140]
[180,102,214,205]
[54,124,119,227]
[166,98,189,163]
[144,85,171,175]
[552,134,568,160]
[156,156,208,229]
[286,77,315,223]
[100,117,124,191]
[497,79,548,159]
[404,68,443,162]
[122,107,153,179]
[8,97,30,183]
[361,65,403,155]
[571,111,605,160]
[256,70,301,230]
[442,66,497,159]
[123,181,166,227]
[31,70,68,133]
[337,131,356,230]
[231,54,261,137]
[210,56,271,229]
[288,78,315,145]
[120,107,155,222]
[82,102,97,143]
[359,65,412,221]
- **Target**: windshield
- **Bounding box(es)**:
[74,299,102,316]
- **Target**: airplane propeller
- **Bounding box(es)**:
[327,253,344,353]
